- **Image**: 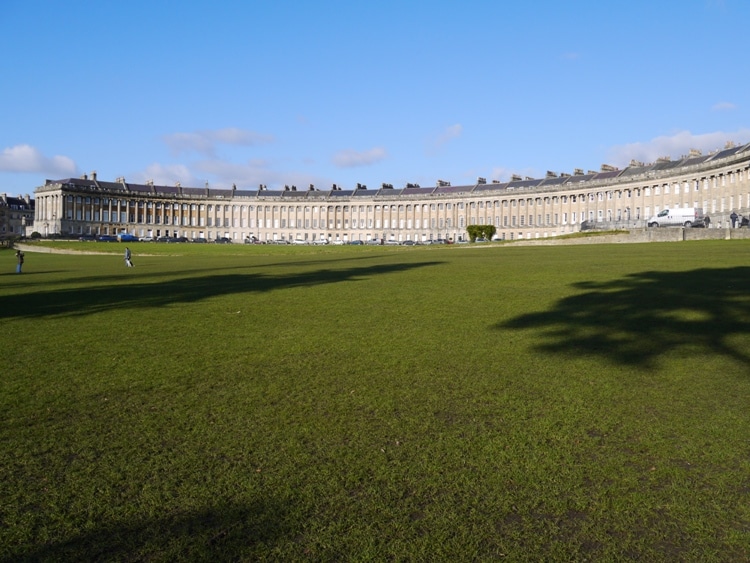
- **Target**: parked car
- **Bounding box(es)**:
[401,240,416,246]
[474,237,488,242]
[117,233,139,242]
[332,239,345,245]
[348,240,364,245]
[140,236,154,242]
[97,235,117,242]
[313,238,329,245]
[214,237,232,244]
[78,234,96,241]
[191,237,208,243]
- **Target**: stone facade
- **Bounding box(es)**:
[0,193,34,240]
[33,143,750,243]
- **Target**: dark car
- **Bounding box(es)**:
[78,234,96,241]
[580,220,595,231]
[191,237,208,243]
[214,237,232,244]
[97,235,117,242]
[348,240,364,245]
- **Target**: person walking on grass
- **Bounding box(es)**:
[124,247,133,267]
[15,250,24,273]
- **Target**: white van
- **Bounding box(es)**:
[647,207,703,228]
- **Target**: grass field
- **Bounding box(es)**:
[1,240,749,561]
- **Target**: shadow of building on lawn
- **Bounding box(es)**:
[7,499,292,562]
[0,260,443,320]
[499,266,750,371]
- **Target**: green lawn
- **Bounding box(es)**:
[1,241,749,561]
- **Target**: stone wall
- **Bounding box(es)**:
[514,227,750,246]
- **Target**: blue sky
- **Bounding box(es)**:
[1,0,748,195]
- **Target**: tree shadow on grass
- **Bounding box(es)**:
[498,266,750,371]
[5,499,292,563]
[0,261,443,319]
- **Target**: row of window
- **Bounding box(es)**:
[58,182,746,217]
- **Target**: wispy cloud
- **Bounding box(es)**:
[436,124,463,148]
[135,158,324,191]
[490,166,536,183]
[425,123,463,157]
[332,147,387,168]
[489,166,515,183]
[163,128,275,156]
[606,129,750,167]
[712,101,737,111]
[0,144,77,176]
[138,163,198,187]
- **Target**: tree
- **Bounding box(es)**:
[466,225,497,242]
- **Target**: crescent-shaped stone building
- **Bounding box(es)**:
[34,142,750,243]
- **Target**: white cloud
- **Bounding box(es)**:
[606,129,750,167]
[332,147,387,168]
[163,128,274,156]
[712,101,737,111]
[0,144,77,176]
